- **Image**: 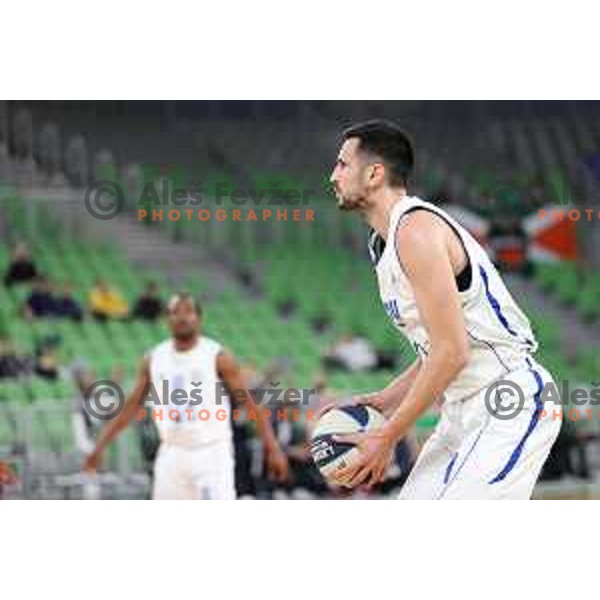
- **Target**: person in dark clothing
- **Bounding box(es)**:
[237,358,291,497]
[54,283,84,321]
[132,281,164,321]
[0,336,32,379]
[540,418,590,481]
[273,374,331,496]
[4,242,38,287]
[23,276,57,319]
[276,298,296,318]
[34,345,60,380]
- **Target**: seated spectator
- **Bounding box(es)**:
[23,276,57,319]
[54,283,84,321]
[310,313,332,333]
[322,332,378,372]
[34,344,60,380]
[4,242,38,287]
[237,266,256,290]
[0,336,32,379]
[89,279,129,321]
[132,281,164,321]
[276,298,296,318]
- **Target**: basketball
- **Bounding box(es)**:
[310,405,386,485]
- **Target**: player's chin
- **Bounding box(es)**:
[337,197,358,212]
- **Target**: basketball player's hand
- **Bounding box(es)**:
[0,461,17,485]
[316,393,385,419]
[353,393,386,413]
[333,429,395,488]
[83,450,102,473]
[266,445,290,482]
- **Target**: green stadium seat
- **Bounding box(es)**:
[555,263,579,306]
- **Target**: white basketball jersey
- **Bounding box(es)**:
[372,195,537,403]
[147,336,232,448]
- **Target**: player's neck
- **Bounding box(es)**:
[173,334,199,352]
[364,187,407,240]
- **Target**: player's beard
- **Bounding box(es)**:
[337,191,367,212]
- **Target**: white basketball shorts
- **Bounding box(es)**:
[152,438,236,500]
[399,357,562,500]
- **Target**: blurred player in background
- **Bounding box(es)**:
[84,293,289,499]
[328,120,561,499]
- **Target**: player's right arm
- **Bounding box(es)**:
[83,357,150,472]
[358,358,422,416]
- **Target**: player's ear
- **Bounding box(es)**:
[361,162,373,186]
[366,162,385,187]
[371,163,385,185]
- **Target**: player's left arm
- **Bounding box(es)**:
[216,351,289,482]
[337,212,470,486]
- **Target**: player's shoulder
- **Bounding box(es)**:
[145,337,173,360]
[397,197,453,240]
[394,198,453,272]
[145,336,223,360]
[399,196,445,224]
[397,208,440,246]
[200,335,223,355]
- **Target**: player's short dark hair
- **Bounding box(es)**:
[167,292,202,316]
[342,120,414,187]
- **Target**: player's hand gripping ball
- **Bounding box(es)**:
[310,405,386,487]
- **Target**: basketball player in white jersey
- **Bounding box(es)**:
[84,293,289,499]
[327,120,561,499]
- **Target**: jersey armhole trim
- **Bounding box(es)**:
[394,206,473,293]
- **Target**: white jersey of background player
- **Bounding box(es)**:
[328,120,561,499]
[84,294,288,499]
